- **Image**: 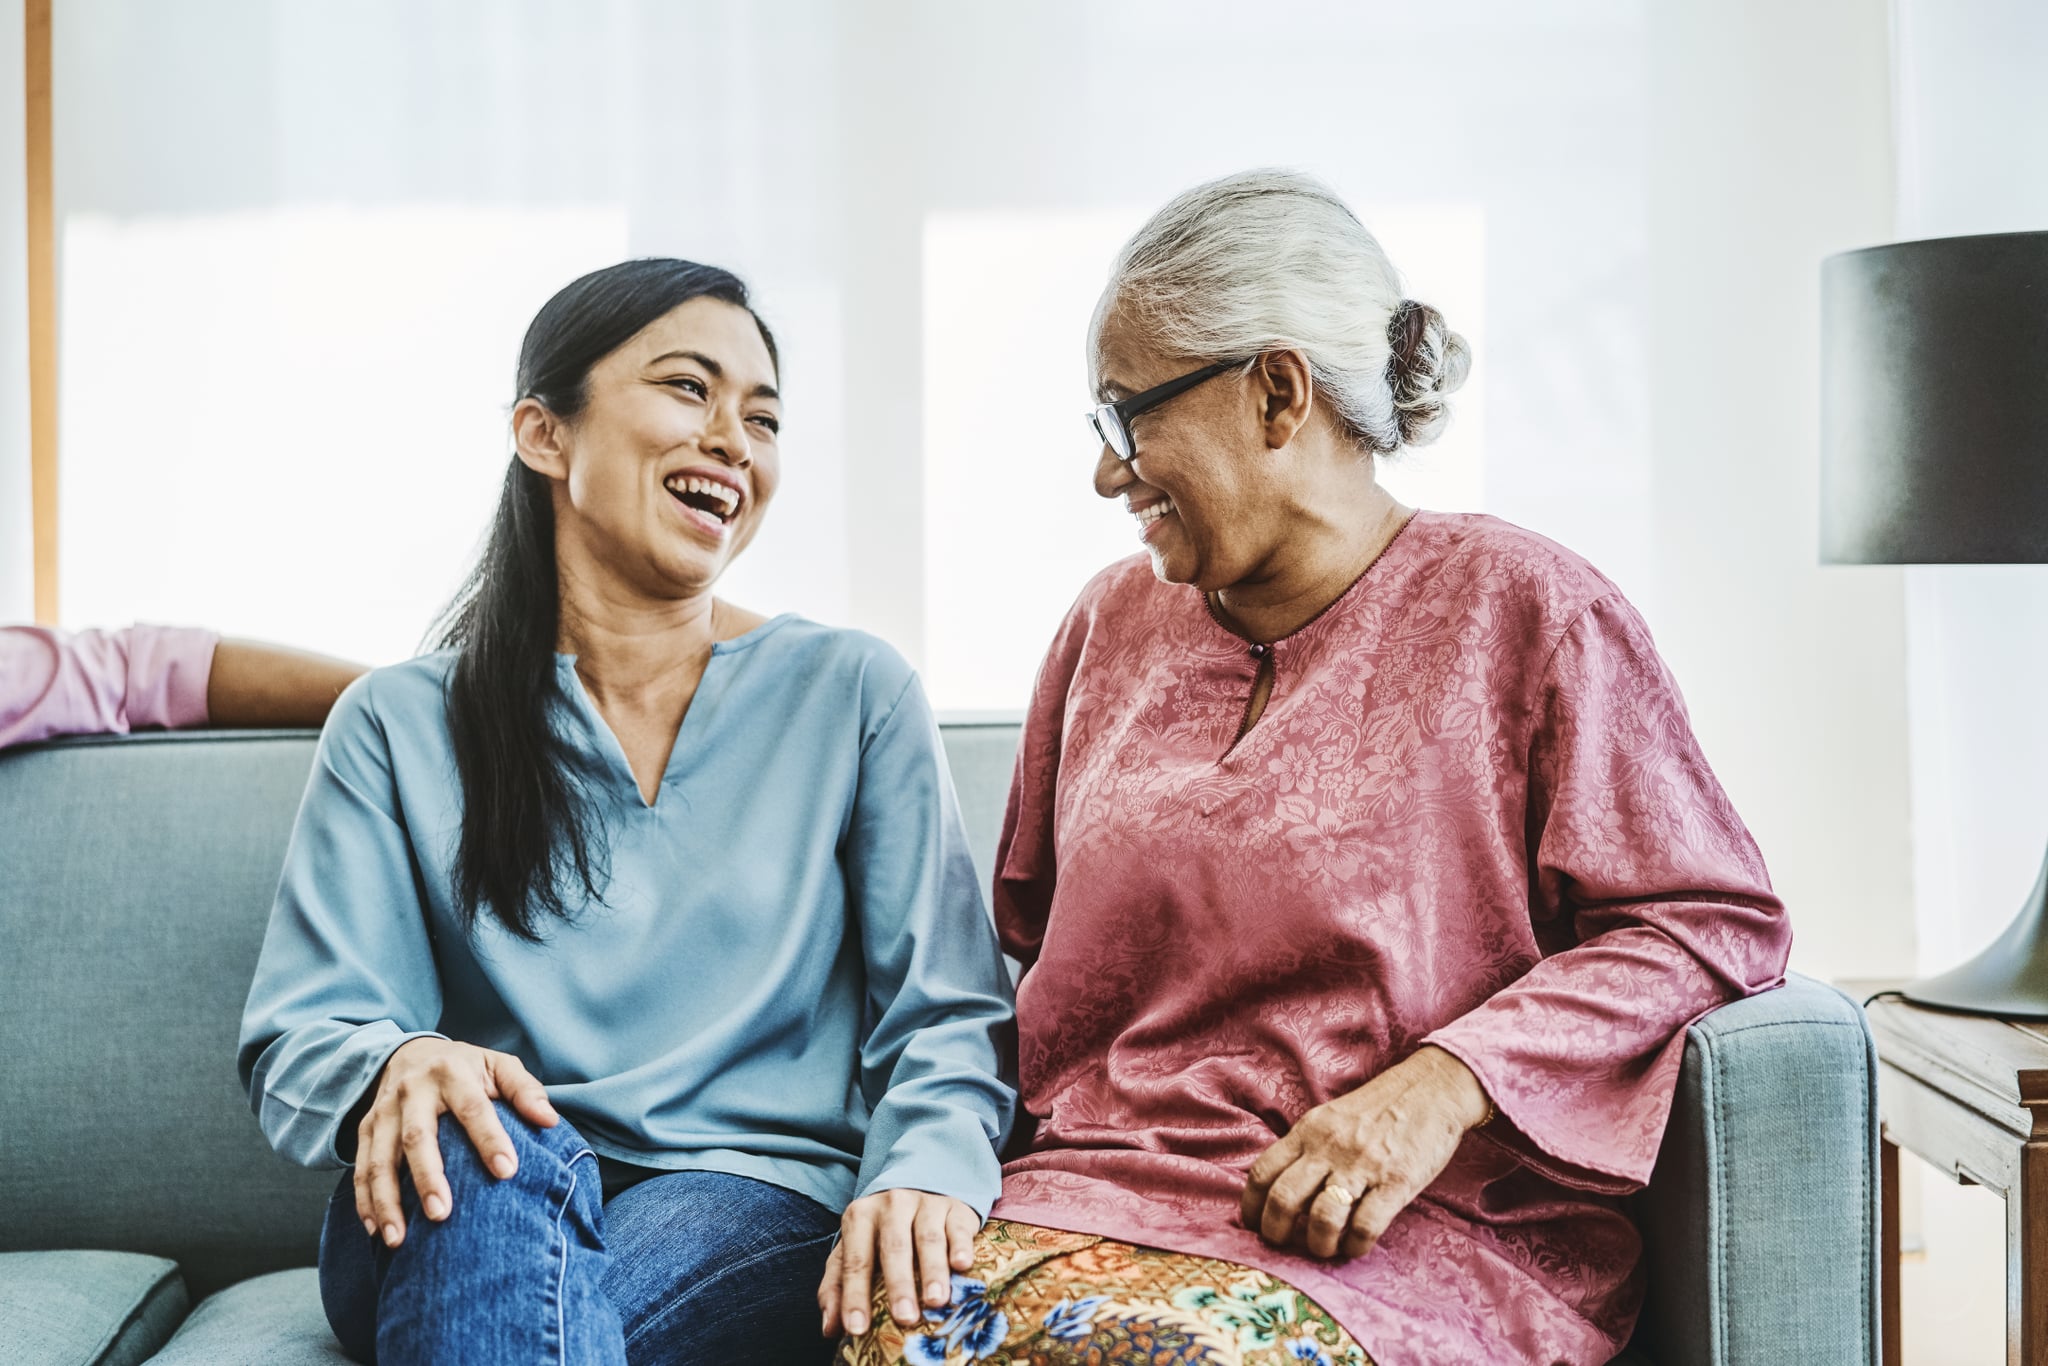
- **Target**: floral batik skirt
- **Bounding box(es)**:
[838,1218,1374,1366]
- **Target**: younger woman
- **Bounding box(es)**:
[240,259,1015,1365]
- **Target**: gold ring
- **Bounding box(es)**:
[1324,1184,1356,1205]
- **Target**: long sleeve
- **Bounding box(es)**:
[1424,593,1792,1192]
[991,599,1088,969]
[237,675,447,1169]
[0,624,218,749]
[848,672,1018,1217]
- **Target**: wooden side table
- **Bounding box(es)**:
[1864,992,2048,1366]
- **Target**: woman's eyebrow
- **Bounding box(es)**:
[647,349,780,402]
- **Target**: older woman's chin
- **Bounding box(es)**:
[1142,546,1200,587]
[1136,525,1197,584]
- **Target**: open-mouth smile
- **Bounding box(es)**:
[1130,495,1176,541]
[664,471,743,537]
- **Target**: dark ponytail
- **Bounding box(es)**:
[429,259,777,941]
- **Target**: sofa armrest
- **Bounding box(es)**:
[1629,973,1880,1366]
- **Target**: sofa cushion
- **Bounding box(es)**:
[0,732,339,1297]
[142,1268,348,1365]
[0,1250,188,1366]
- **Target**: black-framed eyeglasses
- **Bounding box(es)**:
[1088,357,1252,462]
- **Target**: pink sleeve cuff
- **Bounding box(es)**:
[122,624,221,729]
[0,624,219,748]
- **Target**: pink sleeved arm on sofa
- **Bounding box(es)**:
[0,624,221,749]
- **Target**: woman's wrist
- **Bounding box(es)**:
[1414,1045,1493,1131]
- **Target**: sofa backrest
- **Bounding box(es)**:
[0,721,1023,1298]
[0,731,330,1298]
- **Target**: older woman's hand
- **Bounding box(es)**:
[1241,1045,1490,1261]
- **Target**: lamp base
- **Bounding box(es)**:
[1900,833,2048,1020]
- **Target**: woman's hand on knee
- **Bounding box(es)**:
[817,1188,979,1339]
[350,1038,559,1249]
[1239,1045,1490,1262]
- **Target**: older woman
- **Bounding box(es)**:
[241,259,1015,1365]
[836,172,1790,1366]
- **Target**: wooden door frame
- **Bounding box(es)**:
[25,0,55,623]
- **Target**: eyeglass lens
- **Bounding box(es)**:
[1092,407,1132,461]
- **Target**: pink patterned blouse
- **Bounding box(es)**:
[0,625,218,750]
[989,511,1791,1366]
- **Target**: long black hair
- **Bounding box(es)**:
[429,258,779,941]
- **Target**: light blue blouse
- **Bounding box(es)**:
[238,615,1016,1215]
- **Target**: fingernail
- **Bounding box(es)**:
[423,1194,448,1220]
[382,1223,401,1246]
[847,1311,867,1335]
[491,1155,516,1178]
[894,1297,914,1321]
[362,1218,376,1237]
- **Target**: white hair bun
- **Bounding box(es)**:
[1385,299,1471,449]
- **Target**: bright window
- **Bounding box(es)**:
[60,205,629,665]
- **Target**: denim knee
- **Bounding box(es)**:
[435,1101,592,1193]
[329,1102,621,1364]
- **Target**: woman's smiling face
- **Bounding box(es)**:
[519,295,783,601]
[1090,307,1295,594]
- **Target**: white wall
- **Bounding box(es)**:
[1892,0,2048,979]
[1645,0,1914,980]
[46,0,1660,699]
[1854,8,2042,1355]
[0,0,30,622]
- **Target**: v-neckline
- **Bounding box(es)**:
[555,613,795,811]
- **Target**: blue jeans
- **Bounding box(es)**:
[319,1103,841,1365]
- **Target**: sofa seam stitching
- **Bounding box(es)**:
[1708,1032,1731,1366]
[1693,1017,1865,1039]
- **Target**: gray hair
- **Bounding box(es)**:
[1095,168,1470,454]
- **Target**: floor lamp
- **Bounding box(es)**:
[1821,229,2048,1018]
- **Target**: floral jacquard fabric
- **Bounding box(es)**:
[988,513,1792,1366]
[838,1219,1373,1366]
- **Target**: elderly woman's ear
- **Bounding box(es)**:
[1252,349,1317,450]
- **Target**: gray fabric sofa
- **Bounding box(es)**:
[1,725,1880,1365]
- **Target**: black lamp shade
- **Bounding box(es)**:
[1821,230,2048,565]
